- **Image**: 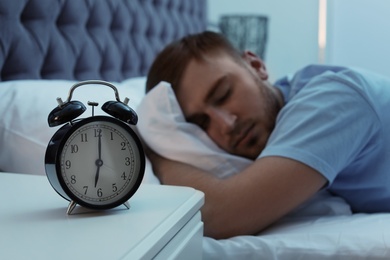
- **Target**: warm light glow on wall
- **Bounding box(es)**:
[318,0,327,63]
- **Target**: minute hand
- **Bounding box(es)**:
[94,129,103,187]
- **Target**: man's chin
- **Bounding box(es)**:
[230,150,258,161]
[238,141,264,160]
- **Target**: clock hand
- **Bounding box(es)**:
[95,129,103,187]
[94,165,100,188]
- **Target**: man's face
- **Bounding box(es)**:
[176,52,282,159]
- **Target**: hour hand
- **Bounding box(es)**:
[94,166,100,188]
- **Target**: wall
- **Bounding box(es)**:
[326,0,390,77]
[208,0,320,81]
[209,0,390,80]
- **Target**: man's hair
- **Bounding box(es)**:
[146,31,243,93]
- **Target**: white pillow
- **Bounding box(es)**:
[0,78,158,184]
[136,82,253,179]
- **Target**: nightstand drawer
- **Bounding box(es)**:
[155,212,203,259]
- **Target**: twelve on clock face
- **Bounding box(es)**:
[46,116,145,210]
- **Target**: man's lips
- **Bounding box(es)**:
[233,123,254,148]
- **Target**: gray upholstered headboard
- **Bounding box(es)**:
[0,0,207,82]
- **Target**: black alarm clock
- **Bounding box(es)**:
[45,80,145,214]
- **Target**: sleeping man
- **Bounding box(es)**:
[139,31,390,239]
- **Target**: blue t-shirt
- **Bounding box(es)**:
[259,64,390,213]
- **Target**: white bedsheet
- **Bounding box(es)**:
[204,212,390,260]
[203,189,390,259]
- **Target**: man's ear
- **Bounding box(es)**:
[242,51,268,80]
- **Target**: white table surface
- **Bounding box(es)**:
[0,172,204,259]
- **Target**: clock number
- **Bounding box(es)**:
[81,133,88,142]
[110,132,114,140]
[97,188,103,197]
[71,145,79,153]
[121,142,126,150]
[71,175,76,184]
[121,172,126,180]
[65,160,72,169]
[94,129,102,137]
[112,183,118,192]
[83,186,88,194]
[125,157,131,166]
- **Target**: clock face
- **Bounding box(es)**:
[56,116,144,209]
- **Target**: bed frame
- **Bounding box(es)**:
[0,0,207,82]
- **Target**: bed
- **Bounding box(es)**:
[1,1,389,259]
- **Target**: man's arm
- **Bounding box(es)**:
[147,148,327,239]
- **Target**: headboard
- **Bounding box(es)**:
[0,0,207,176]
[0,0,207,82]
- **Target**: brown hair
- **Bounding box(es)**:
[146,31,243,93]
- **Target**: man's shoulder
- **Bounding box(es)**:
[275,64,348,102]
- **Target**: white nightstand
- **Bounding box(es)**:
[0,173,204,259]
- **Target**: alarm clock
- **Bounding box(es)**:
[45,80,145,214]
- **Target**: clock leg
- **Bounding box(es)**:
[123,201,130,210]
[67,200,78,215]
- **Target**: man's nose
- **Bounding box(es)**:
[210,108,237,134]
